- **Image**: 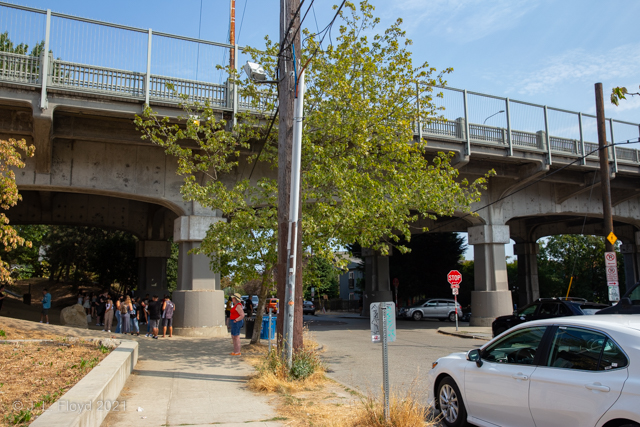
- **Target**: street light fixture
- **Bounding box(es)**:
[483,110,505,125]
[482,110,505,141]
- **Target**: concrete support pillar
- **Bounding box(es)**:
[362,248,392,316]
[514,242,540,307]
[172,215,227,337]
[136,240,171,297]
[468,225,513,326]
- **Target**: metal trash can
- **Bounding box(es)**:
[245,318,255,339]
[260,316,276,340]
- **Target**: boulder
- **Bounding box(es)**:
[60,304,88,328]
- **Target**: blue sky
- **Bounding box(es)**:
[4,0,639,259]
[6,0,639,123]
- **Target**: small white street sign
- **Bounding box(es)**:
[370,302,396,343]
[452,288,459,295]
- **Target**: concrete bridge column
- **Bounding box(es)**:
[468,225,514,326]
[513,242,540,308]
[172,215,227,337]
[362,248,393,316]
[136,240,171,297]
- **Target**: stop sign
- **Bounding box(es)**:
[447,270,462,287]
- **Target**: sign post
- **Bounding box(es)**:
[605,252,620,302]
[370,302,396,422]
[447,270,462,331]
[393,278,399,308]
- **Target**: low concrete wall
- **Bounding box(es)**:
[31,340,138,427]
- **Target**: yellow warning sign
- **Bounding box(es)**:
[607,232,618,245]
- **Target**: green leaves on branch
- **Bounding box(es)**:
[135,0,491,285]
[611,86,640,106]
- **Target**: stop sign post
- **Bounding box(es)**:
[447,270,462,331]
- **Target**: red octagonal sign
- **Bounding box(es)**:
[447,270,462,287]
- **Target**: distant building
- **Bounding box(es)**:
[338,256,363,300]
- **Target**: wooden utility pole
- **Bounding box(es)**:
[229,0,236,68]
[595,82,615,252]
[277,0,304,351]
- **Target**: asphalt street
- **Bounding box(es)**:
[304,313,487,403]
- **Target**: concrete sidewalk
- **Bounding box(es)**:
[102,332,282,427]
[438,326,492,340]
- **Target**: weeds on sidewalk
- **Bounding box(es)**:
[244,332,437,426]
[246,335,326,394]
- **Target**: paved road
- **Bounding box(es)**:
[305,313,487,403]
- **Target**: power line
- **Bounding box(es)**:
[237,0,248,45]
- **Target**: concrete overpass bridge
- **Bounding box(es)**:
[1,2,640,329]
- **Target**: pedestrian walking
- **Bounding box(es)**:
[229,293,245,356]
[40,288,51,324]
[103,297,114,332]
[147,295,162,339]
[246,295,254,317]
[162,294,175,338]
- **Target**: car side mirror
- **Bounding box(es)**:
[467,349,483,367]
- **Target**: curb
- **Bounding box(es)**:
[437,329,491,340]
[31,339,138,427]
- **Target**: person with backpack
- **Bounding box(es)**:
[147,295,162,339]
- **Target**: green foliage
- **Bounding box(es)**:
[537,235,623,302]
[0,329,5,338]
[0,31,44,57]
[5,409,32,425]
[611,86,640,106]
[303,255,340,300]
[258,346,325,381]
[166,239,179,292]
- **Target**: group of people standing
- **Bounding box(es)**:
[84,292,176,339]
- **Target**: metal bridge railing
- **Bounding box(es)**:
[0,50,40,85]
[0,1,639,168]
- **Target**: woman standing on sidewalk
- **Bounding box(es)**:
[120,295,131,334]
[229,293,245,356]
[103,297,114,332]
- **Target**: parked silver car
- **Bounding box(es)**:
[398,299,462,322]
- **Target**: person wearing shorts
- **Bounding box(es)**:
[229,293,245,356]
[147,295,162,339]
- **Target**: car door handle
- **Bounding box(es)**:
[585,383,610,392]
[512,373,529,381]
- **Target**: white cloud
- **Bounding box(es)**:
[507,44,640,97]
[387,0,541,43]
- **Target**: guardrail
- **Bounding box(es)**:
[0,1,639,169]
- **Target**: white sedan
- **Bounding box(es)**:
[427,315,640,427]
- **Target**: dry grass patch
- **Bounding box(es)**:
[0,326,111,426]
[242,333,437,426]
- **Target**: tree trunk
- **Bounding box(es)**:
[251,275,273,344]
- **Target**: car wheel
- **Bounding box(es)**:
[438,376,468,427]
[412,311,423,321]
[449,312,457,322]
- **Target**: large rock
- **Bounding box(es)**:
[60,304,88,328]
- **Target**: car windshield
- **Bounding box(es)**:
[625,283,640,304]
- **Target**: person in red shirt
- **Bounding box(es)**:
[230,293,245,356]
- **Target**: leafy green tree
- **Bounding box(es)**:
[303,255,340,300]
[0,138,35,283]
[537,235,622,302]
[135,1,491,346]
[2,225,48,279]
